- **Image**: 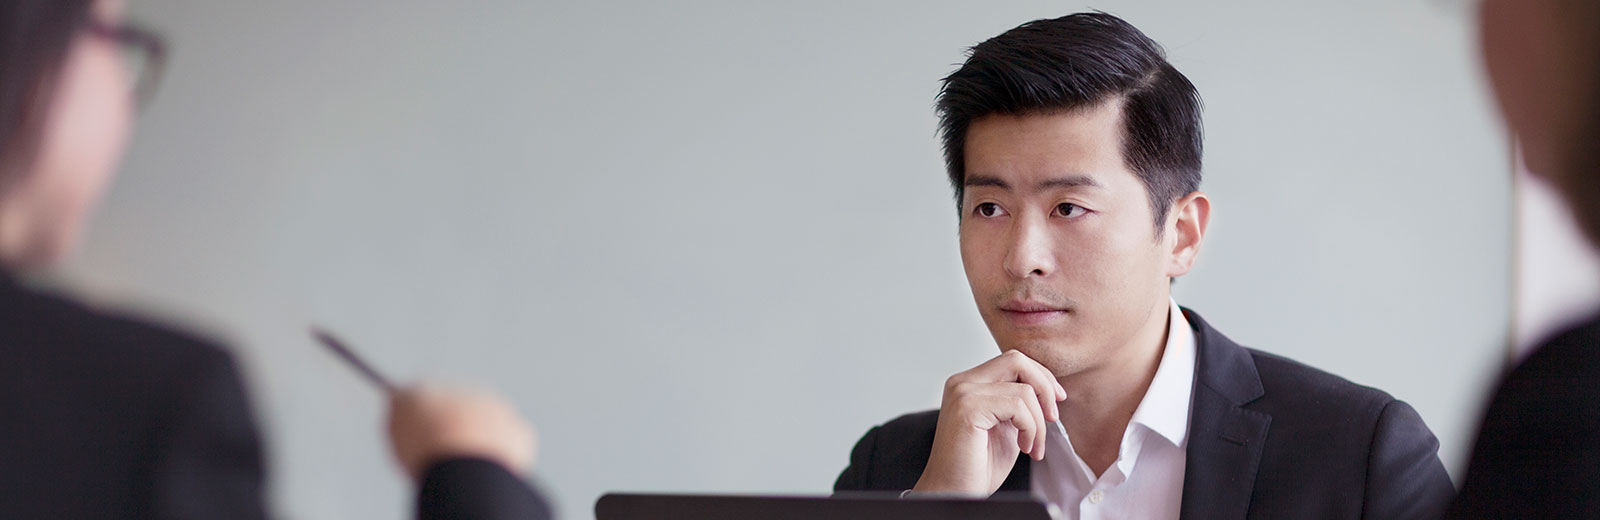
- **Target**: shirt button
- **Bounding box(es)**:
[1088,490,1105,504]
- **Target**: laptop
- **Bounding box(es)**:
[595,492,1058,520]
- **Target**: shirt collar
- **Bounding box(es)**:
[1126,297,1197,449]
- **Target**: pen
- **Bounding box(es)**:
[311,326,396,393]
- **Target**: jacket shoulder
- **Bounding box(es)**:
[1471,313,1600,445]
[1,284,227,355]
[875,409,941,442]
[1448,315,1600,517]
[834,410,940,492]
[1245,347,1397,415]
[1230,345,1451,517]
[0,284,239,397]
[1515,313,1600,380]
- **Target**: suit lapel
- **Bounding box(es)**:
[1178,309,1271,520]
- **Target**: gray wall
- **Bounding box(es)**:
[68,1,1507,519]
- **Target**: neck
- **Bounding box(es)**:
[1054,296,1172,475]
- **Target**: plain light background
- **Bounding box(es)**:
[58,1,1508,519]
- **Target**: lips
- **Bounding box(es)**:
[1000,301,1066,313]
[998,301,1069,326]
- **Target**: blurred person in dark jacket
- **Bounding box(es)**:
[0,0,552,518]
[1448,0,1600,517]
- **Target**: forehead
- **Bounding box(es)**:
[962,101,1135,190]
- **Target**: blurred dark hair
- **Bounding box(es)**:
[1543,1,1600,247]
[937,12,1203,234]
[1579,3,1600,245]
[0,0,97,190]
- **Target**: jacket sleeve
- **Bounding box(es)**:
[1361,399,1456,520]
[833,425,881,492]
[149,349,270,520]
[418,458,554,520]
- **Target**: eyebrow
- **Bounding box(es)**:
[963,174,1102,191]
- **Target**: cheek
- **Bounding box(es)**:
[1058,221,1164,291]
[1055,234,1124,287]
[958,223,1002,289]
[10,36,133,263]
[35,38,131,218]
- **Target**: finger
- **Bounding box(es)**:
[968,350,1031,383]
[1019,357,1064,423]
[1029,356,1067,400]
[1003,394,1038,457]
[1006,383,1048,460]
[989,350,1063,423]
[391,382,442,408]
[959,352,1059,398]
[1036,363,1066,424]
[978,390,1041,459]
[385,390,414,423]
[954,382,1047,460]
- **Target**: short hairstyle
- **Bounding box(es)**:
[1527,1,1600,247]
[0,0,96,192]
[936,12,1203,233]
[1570,2,1600,246]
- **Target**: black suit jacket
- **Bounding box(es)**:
[420,458,555,520]
[1447,312,1600,518]
[835,308,1455,519]
[0,276,552,520]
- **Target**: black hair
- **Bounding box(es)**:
[0,0,97,190]
[1534,1,1600,247]
[937,12,1203,234]
[1579,0,1600,245]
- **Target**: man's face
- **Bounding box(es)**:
[958,101,1178,378]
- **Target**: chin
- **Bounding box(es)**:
[17,226,80,271]
[1002,336,1093,378]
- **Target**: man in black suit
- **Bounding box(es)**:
[833,13,1454,519]
[1446,0,1600,517]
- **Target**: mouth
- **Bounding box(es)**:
[997,302,1070,327]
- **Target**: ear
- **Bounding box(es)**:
[1165,192,1210,278]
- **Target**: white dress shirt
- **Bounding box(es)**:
[1030,298,1196,520]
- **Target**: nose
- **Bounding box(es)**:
[1003,213,1056,279]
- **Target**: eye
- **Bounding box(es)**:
[974,202,1008,218]
[1054,203,1088,218]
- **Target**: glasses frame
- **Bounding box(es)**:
[81,19,167,109]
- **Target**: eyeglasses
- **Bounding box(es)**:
[81,19,167,108]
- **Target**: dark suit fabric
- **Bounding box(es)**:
[0,277,554,520]
[1448,313,1600,519]
[419,458,554,520]
[0,277,268,519]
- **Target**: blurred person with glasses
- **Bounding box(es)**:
[0,1,552,519]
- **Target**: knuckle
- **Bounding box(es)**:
[947,387,976,408]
